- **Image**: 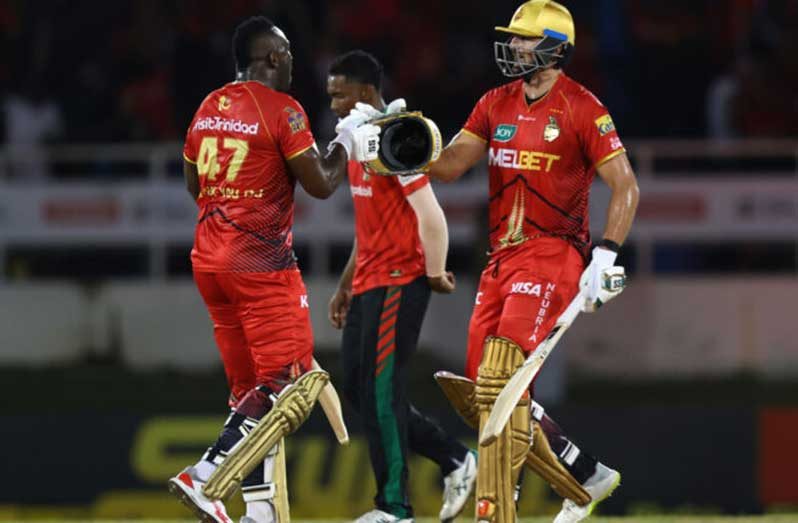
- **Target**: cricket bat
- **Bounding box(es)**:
[479,292,584,446]
[312,358,349,445]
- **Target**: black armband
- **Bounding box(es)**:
[594,238,621,253]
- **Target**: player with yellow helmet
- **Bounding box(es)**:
[426,1,641,522]
[494,0,576,79]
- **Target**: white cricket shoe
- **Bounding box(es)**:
[553,462,620,523]
[241,516,276,523]
[440,450,477,522]
[167,466,233,523]
[241,516,273,523]
[239,502,276,523]
[354,509,414,523]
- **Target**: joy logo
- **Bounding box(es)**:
[493,124,517,143]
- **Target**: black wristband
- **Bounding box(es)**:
[594,238,621,253]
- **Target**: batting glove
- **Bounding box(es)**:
[579,246,626,312]
[330,108,381,162]
[354,98,407,119]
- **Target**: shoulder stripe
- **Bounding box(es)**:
[461,128,487,142]
[595,148,626,168]
[285,143,314,161]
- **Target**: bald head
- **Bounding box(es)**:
[232,17,294,91]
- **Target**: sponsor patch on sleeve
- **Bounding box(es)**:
[284,106,307,133]
[594,114,616,136]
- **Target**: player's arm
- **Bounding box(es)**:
[328,238,356,329]
[579,152,639,313]
[426,131,487,183]
[288,108,379,199]
[406,184,455,293]
[183,159,199,201]
[287,144,348,200]
[595,152,639,246]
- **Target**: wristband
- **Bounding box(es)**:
[595,238,620,253]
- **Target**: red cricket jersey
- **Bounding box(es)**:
[348,160,429,294]
[463,74,625,257]
[183,81,316,272]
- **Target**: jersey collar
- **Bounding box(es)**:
[518,73,563,111]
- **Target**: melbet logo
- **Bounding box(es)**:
[193,116,259,135]
[488,147,560,172]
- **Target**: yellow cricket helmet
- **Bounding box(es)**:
[494,0,575,78]
[496,0,575,45]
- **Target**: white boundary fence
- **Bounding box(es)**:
[0,140,796,279]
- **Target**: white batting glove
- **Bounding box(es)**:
[330,109,380,162]
[334,107,369,133]
[354,98,406,119]
[579,247,626,313]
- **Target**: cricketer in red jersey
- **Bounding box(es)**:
[325,51,475,523]
[168,17,380,523]
[460,72,626,378]
[347,160,428,293]
[426,2,640,523]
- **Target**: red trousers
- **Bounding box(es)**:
[194,269,314,404]
[465,237,584,382]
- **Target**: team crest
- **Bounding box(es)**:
[594,114,615,136]
[543,116,560,142]
[284,107,307,133]
[218,95,231,111]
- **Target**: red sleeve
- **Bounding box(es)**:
[183,116,199,164]
[575,90,626,167]
[274,96,316,160]
[397,173,430,196]
[461,92,492,142]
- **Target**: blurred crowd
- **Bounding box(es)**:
[1,0,797,149]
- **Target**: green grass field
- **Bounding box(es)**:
[7,518,798,523]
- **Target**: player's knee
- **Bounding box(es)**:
[475,336,525,405]
[234,385,274,419]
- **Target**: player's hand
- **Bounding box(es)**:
[579,247,626,312]
[330,108,380,162]
[334,107,369,133]
[428,271,456,294]
[354,98,406,119]
[328,286,352,329]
